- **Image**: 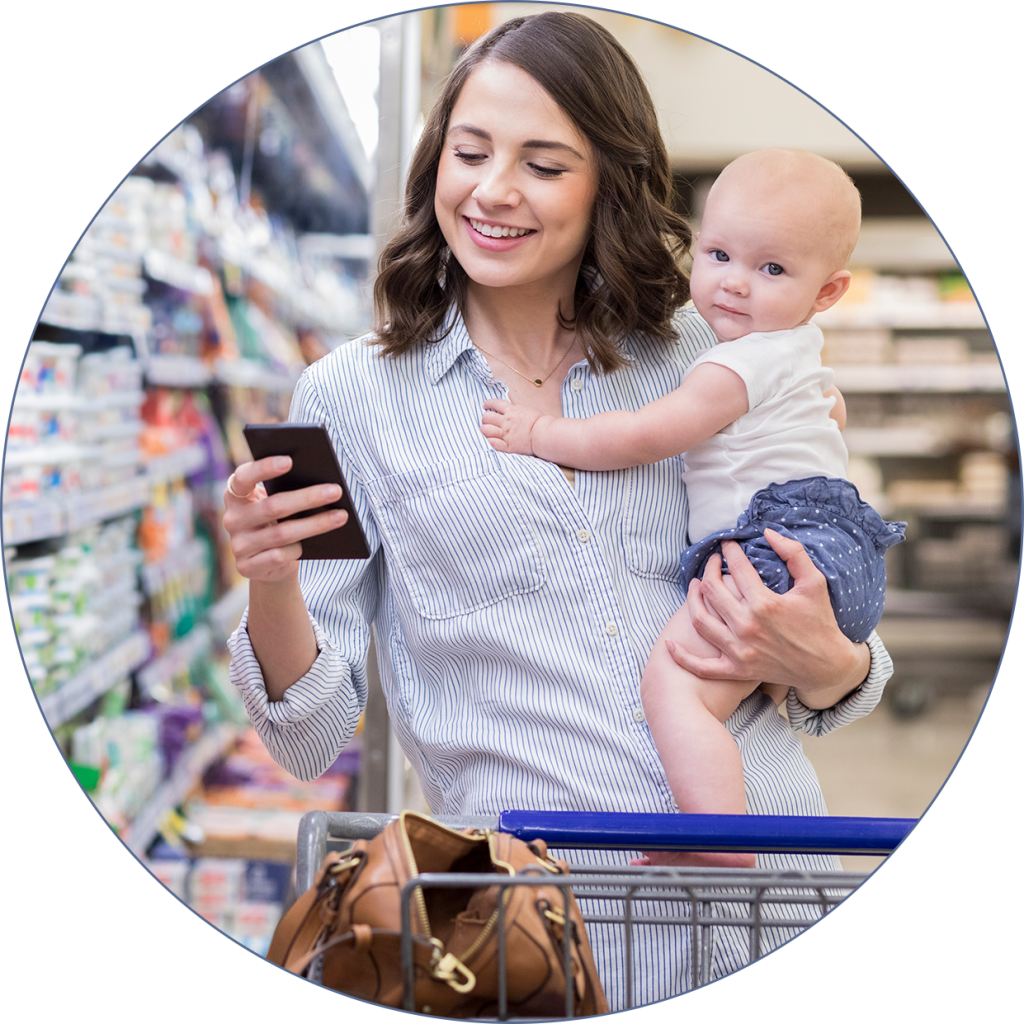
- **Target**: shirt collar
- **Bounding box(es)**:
[423,303,644,383]
[424,305,479,385]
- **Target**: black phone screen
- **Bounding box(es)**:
[242,423,370,560]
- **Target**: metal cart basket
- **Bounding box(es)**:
[294,809,915,1016]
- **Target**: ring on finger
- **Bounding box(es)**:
[226,472,253,500]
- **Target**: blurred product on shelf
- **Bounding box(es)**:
[146,851,288,957]
[42,128,370,371]
[197,727,355,814]
[70,706,163,832]
[816,270,987,330]
[5,344,149,544]
[7,515,143,699]
[140,727,355,956]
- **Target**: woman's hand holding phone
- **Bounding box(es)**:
[222,456,348,700]
[222,456,348,584]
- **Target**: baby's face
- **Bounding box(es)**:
[689,184,839,342]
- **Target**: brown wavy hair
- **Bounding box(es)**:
[372,11,692,374]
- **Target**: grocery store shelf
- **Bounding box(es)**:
[12,390,145,411]
[4,443,104,468]
[39,291,152,335]
[39,629,151,729]
[4,444,208,548]
[4,477,151,545]
[145,354,213,388]
[815,303,986,330]
[144,354,301,393]
[893,502,1007,521]
[875,616,1008,658]
[123,722,241,857]
[140,538,209,596]
[144,442,209,485]
[831,363,1006,393]
[219,239,358,334]
[844,426,946,457]
[849,218,960,273]
[143,249,215,295]
[137,624,212,701]
[214,358,301,392]
[207,579,249,641]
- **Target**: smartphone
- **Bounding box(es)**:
[242,423,370,560]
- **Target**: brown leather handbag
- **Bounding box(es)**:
[267,812,608,1017]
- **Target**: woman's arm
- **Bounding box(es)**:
[665,529,872,709]
[482,362,748,470]
[222,456,347,700]
[224,371,383,780]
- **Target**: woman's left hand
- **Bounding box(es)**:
[665,528,870,709]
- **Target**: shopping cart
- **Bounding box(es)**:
[294,809,915,1015]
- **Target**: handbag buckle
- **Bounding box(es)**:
[328,854,362,875]
[432,952,477,994]
[543,907,566,925]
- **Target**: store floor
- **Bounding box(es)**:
[799,684,992,871]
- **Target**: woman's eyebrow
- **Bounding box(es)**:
[523,139,585,160]
[448,123,491,140]
[447,123,584,161]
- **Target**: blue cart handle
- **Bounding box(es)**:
[499,810,916,856]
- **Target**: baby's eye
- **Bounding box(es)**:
[763,263,785,276]
[710,249,729,262]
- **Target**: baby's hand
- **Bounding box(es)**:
[481,399,544,455]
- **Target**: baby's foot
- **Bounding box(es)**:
[630,851,756,869]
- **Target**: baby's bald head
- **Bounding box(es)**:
[707,149,862,273]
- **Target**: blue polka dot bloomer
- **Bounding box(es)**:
[680,476,907,644]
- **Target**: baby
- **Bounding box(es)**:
[481,148,905,866]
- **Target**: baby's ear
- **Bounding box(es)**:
[812,269,852,313]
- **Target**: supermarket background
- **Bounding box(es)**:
[6,2,1015,999]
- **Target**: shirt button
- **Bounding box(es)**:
[605,622,619,637]
[577,529,590,544]
[633,708,645,723]
[570,378,584,392]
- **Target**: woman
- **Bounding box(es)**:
[225,12,891,1006]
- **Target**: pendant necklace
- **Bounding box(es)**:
[474,338,576,388]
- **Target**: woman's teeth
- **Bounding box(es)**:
[470,219,532,238]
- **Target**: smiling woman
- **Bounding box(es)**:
[372,12,693,377]
[433,61,598,302]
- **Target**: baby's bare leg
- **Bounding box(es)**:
[640,575,760,867]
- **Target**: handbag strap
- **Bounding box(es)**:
[267,850,365,969]
[290,926,477,995]
[286,926,405,975]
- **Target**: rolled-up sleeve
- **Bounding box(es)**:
[785,630,893,737]
[227,606,372,779]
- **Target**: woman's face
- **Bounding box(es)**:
[434,61,599,300]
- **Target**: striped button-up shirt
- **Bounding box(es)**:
[229,306,892,1006]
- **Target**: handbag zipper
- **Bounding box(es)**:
[398,812,434,938]
[398,811,484,993]
[459,831,570,966]
[397,817,566,995]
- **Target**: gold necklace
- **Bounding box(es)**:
[474,338,576,388]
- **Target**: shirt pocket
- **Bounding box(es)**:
[363,453,547,619]
[621,456,689,583]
